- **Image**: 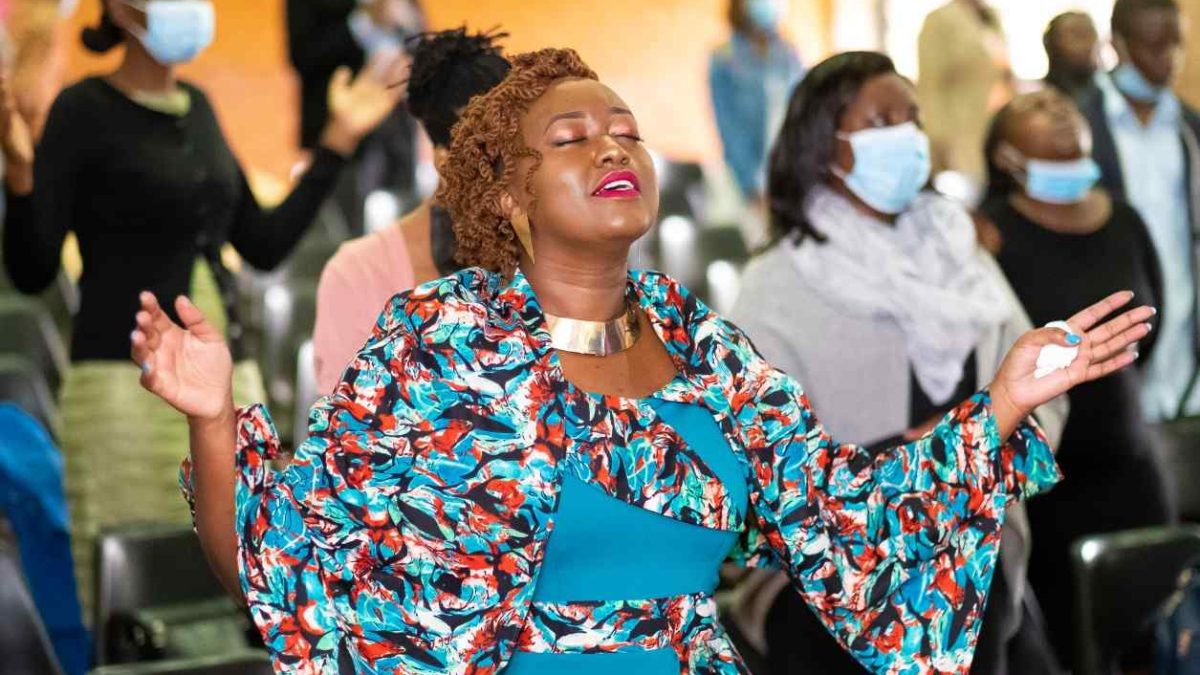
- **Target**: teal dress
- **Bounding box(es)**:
[504,399,749,674]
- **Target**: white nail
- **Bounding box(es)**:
[140,361,152,375]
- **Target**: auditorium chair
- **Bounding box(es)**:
[0,514,65,675]
[292,339,319,446]
[1072,524,1200,674]
[0,294,69,392]
[257,281,317,450]
[93,525,252,666]
[0,354,58,432]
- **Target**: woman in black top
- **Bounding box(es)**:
[981,88,1175,669]
[0,0,403,617]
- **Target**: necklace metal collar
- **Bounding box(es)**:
[544,299,640,356]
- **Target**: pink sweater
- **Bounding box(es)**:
[313,224,415,393]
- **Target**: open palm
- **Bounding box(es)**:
[130,292,233,421]
[326,50,410,142]
[992,290,1154,415]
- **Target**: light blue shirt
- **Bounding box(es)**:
[1099,73,1197,420]
[708,33,804,197]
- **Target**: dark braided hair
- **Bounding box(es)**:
[81,3,123,53]
[406,27,510,147]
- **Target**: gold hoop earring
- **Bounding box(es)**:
[511,211,535,264]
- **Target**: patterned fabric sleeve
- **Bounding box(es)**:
[177,404,284,524]
[177,401,349,671]
[737,361,1060,674]
[179,290,428,673]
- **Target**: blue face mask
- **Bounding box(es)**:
[1112,62,1165,103]
[125,0,215,65]
[1024,157,1101,204]
[745,0,781,32]
[833,121,931,214]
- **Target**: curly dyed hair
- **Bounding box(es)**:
[437,48,597,274]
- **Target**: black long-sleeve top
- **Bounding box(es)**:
[2,77,346,361]
[286,0,363,149]
[984,196,1162,460]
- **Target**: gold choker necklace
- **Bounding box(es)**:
[544,300,640,356]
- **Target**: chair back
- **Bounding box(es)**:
[0,355,58,432]
[1073,525,1200,675]
[94,525,229,664]
[0,516,64,675]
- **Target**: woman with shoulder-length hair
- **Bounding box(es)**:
[0,0,403,615]
[132,48,1149,674]
[980,88,1173,668]
[730,51,1065,674]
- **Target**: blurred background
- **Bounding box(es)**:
[3,1,1200,674]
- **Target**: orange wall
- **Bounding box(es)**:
[64,0,301,180]
[62,0,832,181]
[424,0,831,163]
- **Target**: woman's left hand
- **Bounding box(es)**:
[320,50,410,156]
[989,290,1154,436]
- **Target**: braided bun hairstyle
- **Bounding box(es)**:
[405,26,510,147]
[436,48,597,275]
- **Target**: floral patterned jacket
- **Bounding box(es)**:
[182,267,1059,674]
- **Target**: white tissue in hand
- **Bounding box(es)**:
[1035,320,1079,379]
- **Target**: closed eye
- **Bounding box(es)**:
[617,134,644,142]
[552,137,586,147]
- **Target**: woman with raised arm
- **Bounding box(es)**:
[0,0,404,613]
[730,52,1065,674]
[132,49,1151,675]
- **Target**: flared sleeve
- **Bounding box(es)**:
[179,291,431,672]
[733,348,1059,674]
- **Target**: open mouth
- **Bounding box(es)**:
[592,170,641,198]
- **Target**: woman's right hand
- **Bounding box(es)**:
[0,75,34,193]
[130,292,234,422]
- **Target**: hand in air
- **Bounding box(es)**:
[0,75,34,192]
[990,290,1153,417]
[130,292,233,421]
[322,50,410,154]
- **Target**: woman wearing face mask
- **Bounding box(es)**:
[132,49,1149,674]
[709,0,804,213]
[981,88,1174,668]
[730,52,1066,675]
[0,0,403,616]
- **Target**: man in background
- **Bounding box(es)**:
[918,0,1013,201]
[1043,11,1100,99]
[1078,0,1200,424]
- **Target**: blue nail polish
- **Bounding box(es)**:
[140,361,152,375]
[1066,333,1081,345]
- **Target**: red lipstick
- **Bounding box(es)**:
[591,170,641,199]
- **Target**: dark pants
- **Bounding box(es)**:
[1025,450,1174,669]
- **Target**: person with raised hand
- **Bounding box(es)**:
[0,0,405,615]
[136,48,1151,675]
[731,51,1068,674]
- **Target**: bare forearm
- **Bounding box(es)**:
[188,401,243,603]
[989,383,1025,442]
